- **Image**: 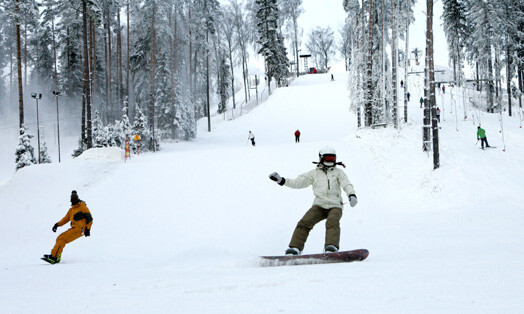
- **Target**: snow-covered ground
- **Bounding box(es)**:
[1,66,524,313]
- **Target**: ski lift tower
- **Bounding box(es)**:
[300,54,311,74]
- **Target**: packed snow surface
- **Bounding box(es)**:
[1,68,524,313]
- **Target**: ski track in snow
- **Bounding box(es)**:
[1,66,524,313]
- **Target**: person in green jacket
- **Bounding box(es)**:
[477,126,491,149]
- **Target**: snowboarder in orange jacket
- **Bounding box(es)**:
[43,191,93,264]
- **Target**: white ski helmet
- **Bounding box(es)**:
[319,146,337,167]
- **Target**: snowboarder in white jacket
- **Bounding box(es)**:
[269,146,358,255]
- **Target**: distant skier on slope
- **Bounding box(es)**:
[42,191,93,264]
[477,126,491,149]
[269,146,358,255]
[294,130,301,143]
[248,131,256,146]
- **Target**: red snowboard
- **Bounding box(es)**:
[260,249,369,267]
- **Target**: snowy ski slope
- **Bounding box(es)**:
[1,68,524,313]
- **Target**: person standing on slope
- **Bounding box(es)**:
[248,131,256,147]
[477,126,491,149]
[43,190,93,264]
[294,130,301,143]
[269,146,358,255]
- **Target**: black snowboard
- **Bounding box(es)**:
[260,249,369,267]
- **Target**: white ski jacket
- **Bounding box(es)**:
[284,165,356,209]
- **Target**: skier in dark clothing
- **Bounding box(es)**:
[407,92,411,102]
[294,130,301,143]
[420,97,424,108]
[248,131,256,146]
[331,74,334,81]
[477,126,491,149]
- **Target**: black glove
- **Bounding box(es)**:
[52,223,58,232]
[269,172,285,186]
[84,229,90,237]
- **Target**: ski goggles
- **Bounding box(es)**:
[323,155,336,162]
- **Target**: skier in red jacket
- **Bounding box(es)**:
[294,130,301,143]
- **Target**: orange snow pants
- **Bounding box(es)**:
[51,227,83,259]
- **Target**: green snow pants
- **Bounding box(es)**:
[288,205,343,251]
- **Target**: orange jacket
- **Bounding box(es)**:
[57,201,93,230]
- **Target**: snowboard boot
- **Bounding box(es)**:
[43,254,60,264]
[324,245,339,253]
[285,247,301,256]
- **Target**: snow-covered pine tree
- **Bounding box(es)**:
[255,0,280,93]
[39,135,52,164]
[132,105,151,153]
[15,125,36,170]
[92,110,106,147]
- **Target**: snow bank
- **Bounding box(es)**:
[75,147,125,162]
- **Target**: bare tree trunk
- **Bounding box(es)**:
[126,0,130,116]
[506,43,512,117]
[169,8,176,104]
[51,2,59,89]
[427,0,439,169]
[518,66,523,114]
[476,62,480,91]
[82,0,92,148]
[228,44,236,110]
[149,2,156,151]
[23,16,27,87]
[404,0,409,123]
[391,0,398,128]
[189,8,193,97]
[104,14,109,110]
[90,16,96,108]
[16,0,24,130]
[206,28,211,132]
[487,44,494,112]
[294,15,299,77]
[117,6,123,111]
[107,7,113,111]
[10,43,13,98]
[365,0,374,126]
